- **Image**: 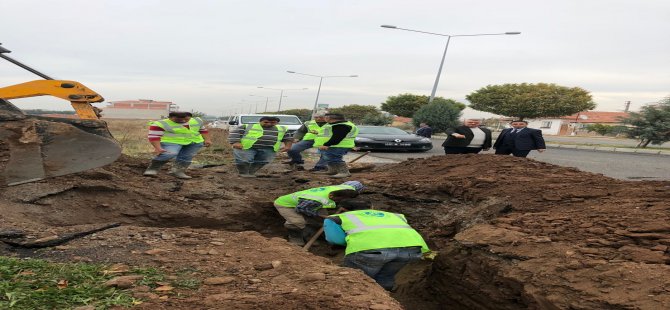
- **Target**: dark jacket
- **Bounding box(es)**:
[416,126,433,138]
[442,126,492,149]
[493,128,546,151]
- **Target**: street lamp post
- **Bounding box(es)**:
[381,25,520,103]
[249,94,271,112]
[286,71,358,118]
[257,87,307,111]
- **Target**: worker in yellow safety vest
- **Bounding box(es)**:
[314,113,359,178]
[228,116,292,177]
[324,199,430,291]
[273,181,364,245]
[144,111,212,179]
[284,111,329,172]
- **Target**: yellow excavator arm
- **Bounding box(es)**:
[0,80,103,120]
[0,44,121,186]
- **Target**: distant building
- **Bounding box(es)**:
[527,111,630,135]
[101,99,178,120]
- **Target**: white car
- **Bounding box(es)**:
[227,114,303,137]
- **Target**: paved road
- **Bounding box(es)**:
[542,135,669,148]
[356,138,670,181]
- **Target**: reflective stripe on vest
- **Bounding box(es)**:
[313,121,359,147]
[153,118,205,145]
[342,213,412,234]
[273,185,354,209]
[335,210,430,255]
[302,121,323,141]
[240,123,287,152]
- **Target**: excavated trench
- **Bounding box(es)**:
[1,178,512,309]
[3,153,668,309]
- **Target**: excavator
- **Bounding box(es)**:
[0,43,121,186]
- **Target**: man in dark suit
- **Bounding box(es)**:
[442,119,492,154]
[493,120,546,157]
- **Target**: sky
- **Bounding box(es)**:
[1,0,668,119]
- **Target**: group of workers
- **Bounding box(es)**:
[143,111,359,179]
[141,111,430,291]
[273,180,430,291]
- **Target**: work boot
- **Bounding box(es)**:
[143,160,168,176]
[330,162,351,179]
[249,163,266,176]
[287,229,305,246]
[236,163,255,178]
[314,164,337,175]
[308,166,326,172]
[169,161,192,179]
[289,163,305,171]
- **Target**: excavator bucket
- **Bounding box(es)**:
[0,44,122,186]
[0,99,121,186]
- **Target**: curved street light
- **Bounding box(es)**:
[381,25,520,103]
[286,70,358,118]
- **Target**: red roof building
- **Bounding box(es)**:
[101,99,178,119]
[560,111,630,124]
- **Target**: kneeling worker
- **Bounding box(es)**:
[273,181,364,246]
[324,199,430,291]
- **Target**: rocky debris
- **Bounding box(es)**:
[203,276,237,285]
[104,275,143,289]
[302,272,327,281]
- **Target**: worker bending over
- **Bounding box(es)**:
[273,181,364,246]
[324,199,430,291]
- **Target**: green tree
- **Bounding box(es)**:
[586,124,614,136]
[466,83,596,120]
[621,97,670,147]
[381,93,466,117]
[361,112,393,126]
[265,109,312,122]
[329,105,380,124]
[585,123,613,136]
[412,100,464,133]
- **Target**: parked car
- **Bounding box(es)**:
[227,114,303,138]
[354,126,433,152]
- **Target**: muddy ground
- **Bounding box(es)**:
[1,154,669,309]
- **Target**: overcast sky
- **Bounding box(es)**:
[1,0,668,118]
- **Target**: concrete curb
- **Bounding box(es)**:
[546,143,670,156]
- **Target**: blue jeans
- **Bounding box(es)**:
[287,140,326,168]
[153,142,203,163]
[321,147,350,164]
[343,247,422,291]
[233,147,277,164]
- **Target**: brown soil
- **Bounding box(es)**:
[1,153,669,309]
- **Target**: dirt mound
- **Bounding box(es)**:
[356,154,670,309]
[2,152,669,309]
[0,155,403,309]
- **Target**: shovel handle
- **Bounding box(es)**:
[347,151,370,164]
[303,207,344,251]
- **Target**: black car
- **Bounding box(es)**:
[354,126,433,152]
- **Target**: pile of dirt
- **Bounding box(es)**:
[0,155,402,309]
[356,154,670,309]
[1,153,669,309]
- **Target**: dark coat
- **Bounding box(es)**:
[442,126,493,149]
[493,128,546,151]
